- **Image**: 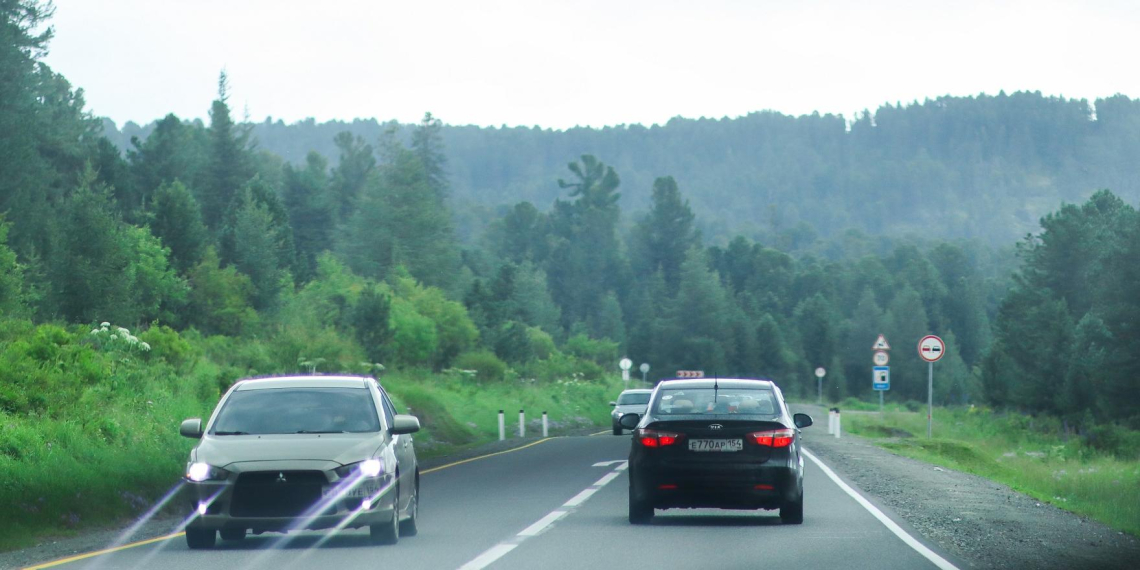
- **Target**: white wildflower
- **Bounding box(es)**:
[109,334,118,340]
[140,342,151,352]
[100,322,110,328]
[91,329,100,335]
[117,327,130,336]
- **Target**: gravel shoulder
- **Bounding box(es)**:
[0,428,603,570]
[794,404,1140,570]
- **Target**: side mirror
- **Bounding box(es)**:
[618,413,641,430]
[180,418,203,439]
[609,401,617,406]
[391,414,421,435]
[793,413,813,429]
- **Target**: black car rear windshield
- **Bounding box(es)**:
[617,392,651,405]
[650,388,780,416]
[211,388,381,435]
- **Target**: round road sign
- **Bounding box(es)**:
[619,357,633,371]
[918,335,945,362]
[814,367,826,378]
[639,363,650,373]
[873,350,890,366]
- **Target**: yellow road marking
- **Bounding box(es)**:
[588,430,610,436]
[23,436,560,568]
[421,437,553,474]
[22,532,185,570]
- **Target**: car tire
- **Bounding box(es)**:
[185,527,216,549]
[613,426,622,435]
[780,492,804,524]
[219,528,246,541]
[370,485,400,545]
[629,492,654,525]
[399,482,419,537]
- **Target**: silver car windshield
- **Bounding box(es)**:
[617,393,650,405]
[651,388,779,416]
[211,387,381,435]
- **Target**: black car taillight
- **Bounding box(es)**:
[747,428,794,447]
[638,429,683,448]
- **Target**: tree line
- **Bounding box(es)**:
[2,1,1136,431]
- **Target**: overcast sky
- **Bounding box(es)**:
[43,0,1140,129]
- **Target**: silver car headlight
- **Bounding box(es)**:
[186,462,228,482]
[335,458,385,479]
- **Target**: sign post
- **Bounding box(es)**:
[639,362,650,384]
[814,367,826,404]
[619,357,632,383]
[918,335,946,438]
[872,335,890,414]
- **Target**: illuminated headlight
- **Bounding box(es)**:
[186,462,227,482]
[335,459,384,479]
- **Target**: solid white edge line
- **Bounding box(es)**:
[517,510,568,537]
[802,448,960,570]
[457,543,518,570]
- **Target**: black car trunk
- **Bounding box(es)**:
[643,418,789,464]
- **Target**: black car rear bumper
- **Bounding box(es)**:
[629,459,801,510]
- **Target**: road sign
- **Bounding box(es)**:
[872,334,891,351]
[873,366,890,390]
[918,335,945,362]
[639,363,650,373]
[873,350,890,366]
[676,370,704,378]
[619,358,633,370]
[814,367,826,378]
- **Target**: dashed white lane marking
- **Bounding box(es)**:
[802,448,960,570]
[456,460,628,570]
[592,460,626,467]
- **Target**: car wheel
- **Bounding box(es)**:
[370,485,400,545]
[780,492,804,524]
[220,528,246,541]
[613,425,622,435]
[399,482,419,537]
[628,492,654,524]
[185,527,216,549]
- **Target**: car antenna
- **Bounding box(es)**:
[713,371,719,403]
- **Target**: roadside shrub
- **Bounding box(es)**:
[138,325,195,369]
[563,333,619,365]
[1083,424,1140,459]
[453,350,507,382]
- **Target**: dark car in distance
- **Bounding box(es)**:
[618,378,812,524]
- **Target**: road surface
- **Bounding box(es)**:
[23,433,958,570]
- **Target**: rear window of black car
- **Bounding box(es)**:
[651,388,779,416]
[211,387,381,435]
[617,392,651,405]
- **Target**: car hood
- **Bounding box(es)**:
[193,433,381,468]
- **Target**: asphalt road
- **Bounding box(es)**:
[26,433,959,570]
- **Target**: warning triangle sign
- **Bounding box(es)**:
[872,334,891,350]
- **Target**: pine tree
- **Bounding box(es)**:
[201,71,253,229]
[149,180,207,273]
[631,176,699,293]
[283,151,335,282]
[328,132,376,222]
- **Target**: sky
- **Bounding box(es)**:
[42,0,1140,130]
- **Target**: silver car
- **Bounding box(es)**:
[178,375,421,548]
[610,389,653,435]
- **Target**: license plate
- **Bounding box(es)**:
[688,439,743,452]
[324,484,379,499]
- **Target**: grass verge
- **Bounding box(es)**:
[844,407,1140,537]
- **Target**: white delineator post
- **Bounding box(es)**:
[519,409,526,438]
[834,409,841,439]
[498,410,505,441]
[827,409,835,435]
[542,411,548,438]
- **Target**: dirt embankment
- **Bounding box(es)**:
[794,404,1140,570]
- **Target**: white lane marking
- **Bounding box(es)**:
[457,544,518,570]
[592,460,626,467]
[593,471,621,486]
[802,448,960,570]
[517,510,568,537]
[455,462,627,570]
[562,487,597,508]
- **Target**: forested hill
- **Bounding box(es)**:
[104,92,1140,245]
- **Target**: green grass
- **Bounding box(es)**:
[845,407,1140,537]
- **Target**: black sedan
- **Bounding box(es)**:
[618,378,812,524]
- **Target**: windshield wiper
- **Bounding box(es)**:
[213,430,249,435]
[295,430,348,434]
